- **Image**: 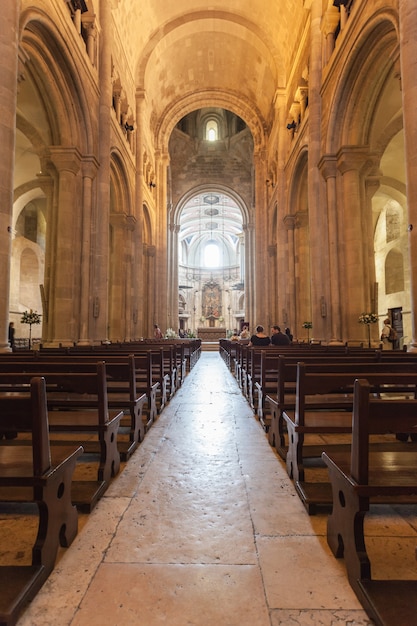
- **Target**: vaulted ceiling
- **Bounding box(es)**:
[112,1,308,134]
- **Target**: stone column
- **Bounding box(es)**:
[124,215,136,340]
[78,157,99,344]
[167,222,180,333]
[154,150,170,332]
[108,213,135,341]
[399,0,417,348]
[0,1,19,351]
[134,89,145,337]
[37,174,55,342]
[319,155,342,343]
[145,244,156,336]
[337,147,371,342]
[275,89,290,330]
[48,147,82,345]
[308,0,329,342]
[92,0,112,343]
[283,215,297,334]
[253,148,269,327]
[242,221,254,328]
[322,6,341,64]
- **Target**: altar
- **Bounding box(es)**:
[197,327,227,341]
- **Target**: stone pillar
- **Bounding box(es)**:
[48,147,82,345]
[399,0,417,348]
[283,215,297,333]
[322,6,341,64]
[145,244,156,336]
[243,221,255,329]
[154,150,170,332]
[92,0,112,342]
[275,89,290,330]
[167,222,180,333]
[85,20,96,66]
[0,1,19,352]
[108,213,135,341]
[134,89,145,337]
[253,148,269,327]
[36,174,55,342]
[78,157,99,345]
[319,155,342,343]
[308,0,329,342]
[337,147,371,342]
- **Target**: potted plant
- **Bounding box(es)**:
[302,321,312,342]
[20,309,41,349]
[358,312,378,347]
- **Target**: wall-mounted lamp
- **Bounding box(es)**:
[124,122,134,132]
[149,181,156,189]
[286,121,297,131]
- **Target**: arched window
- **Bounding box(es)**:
[206,120,218,141]
[204,241,220,267]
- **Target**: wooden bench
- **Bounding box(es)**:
[2,349,159,437]
[266,356,417,458]
[322,378,417,626]
[0,356,147,462]
[256,348,417,425]
[0,377,82,626]
[0,364,123,512]
[280,362,417,513]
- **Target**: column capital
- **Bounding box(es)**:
[81,155,100,179]
[144,244,156,257]
[110,212,137,230]
[318,154,338,179]
[336,146,372,175]
[283,214,297,230]
[322,7,340,37]
[49,147,82,175]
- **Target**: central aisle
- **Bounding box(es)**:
[18,352,369,626]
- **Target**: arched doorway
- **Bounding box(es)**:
[177,191,246,336]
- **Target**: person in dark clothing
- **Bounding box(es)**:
[8,322,15,349]
[270,325,291,345]
[285,327,293,342]
[249,325,271,346]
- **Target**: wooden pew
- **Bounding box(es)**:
[0,364,123,512]
[0,377,82,626]
[280,362,417,513]
[0,356,147,462]
[2,349,159,436]
[266,354,417,457]
[322,378,417,626]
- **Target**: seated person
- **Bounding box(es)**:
[239,325,250,340]
[230,329,240,341]
[271,325,291,345]
[249,325,271,346]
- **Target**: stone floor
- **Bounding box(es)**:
[7,352,417,625]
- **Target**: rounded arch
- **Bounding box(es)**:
[110,150,134,216]
[156,91,267,156]
[142,203,153,245]
[171,183,250,228]
[19,7,95,152]
[287,148,309,216]
[324,10,399,152]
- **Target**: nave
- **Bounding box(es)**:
[14,352,415,626]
